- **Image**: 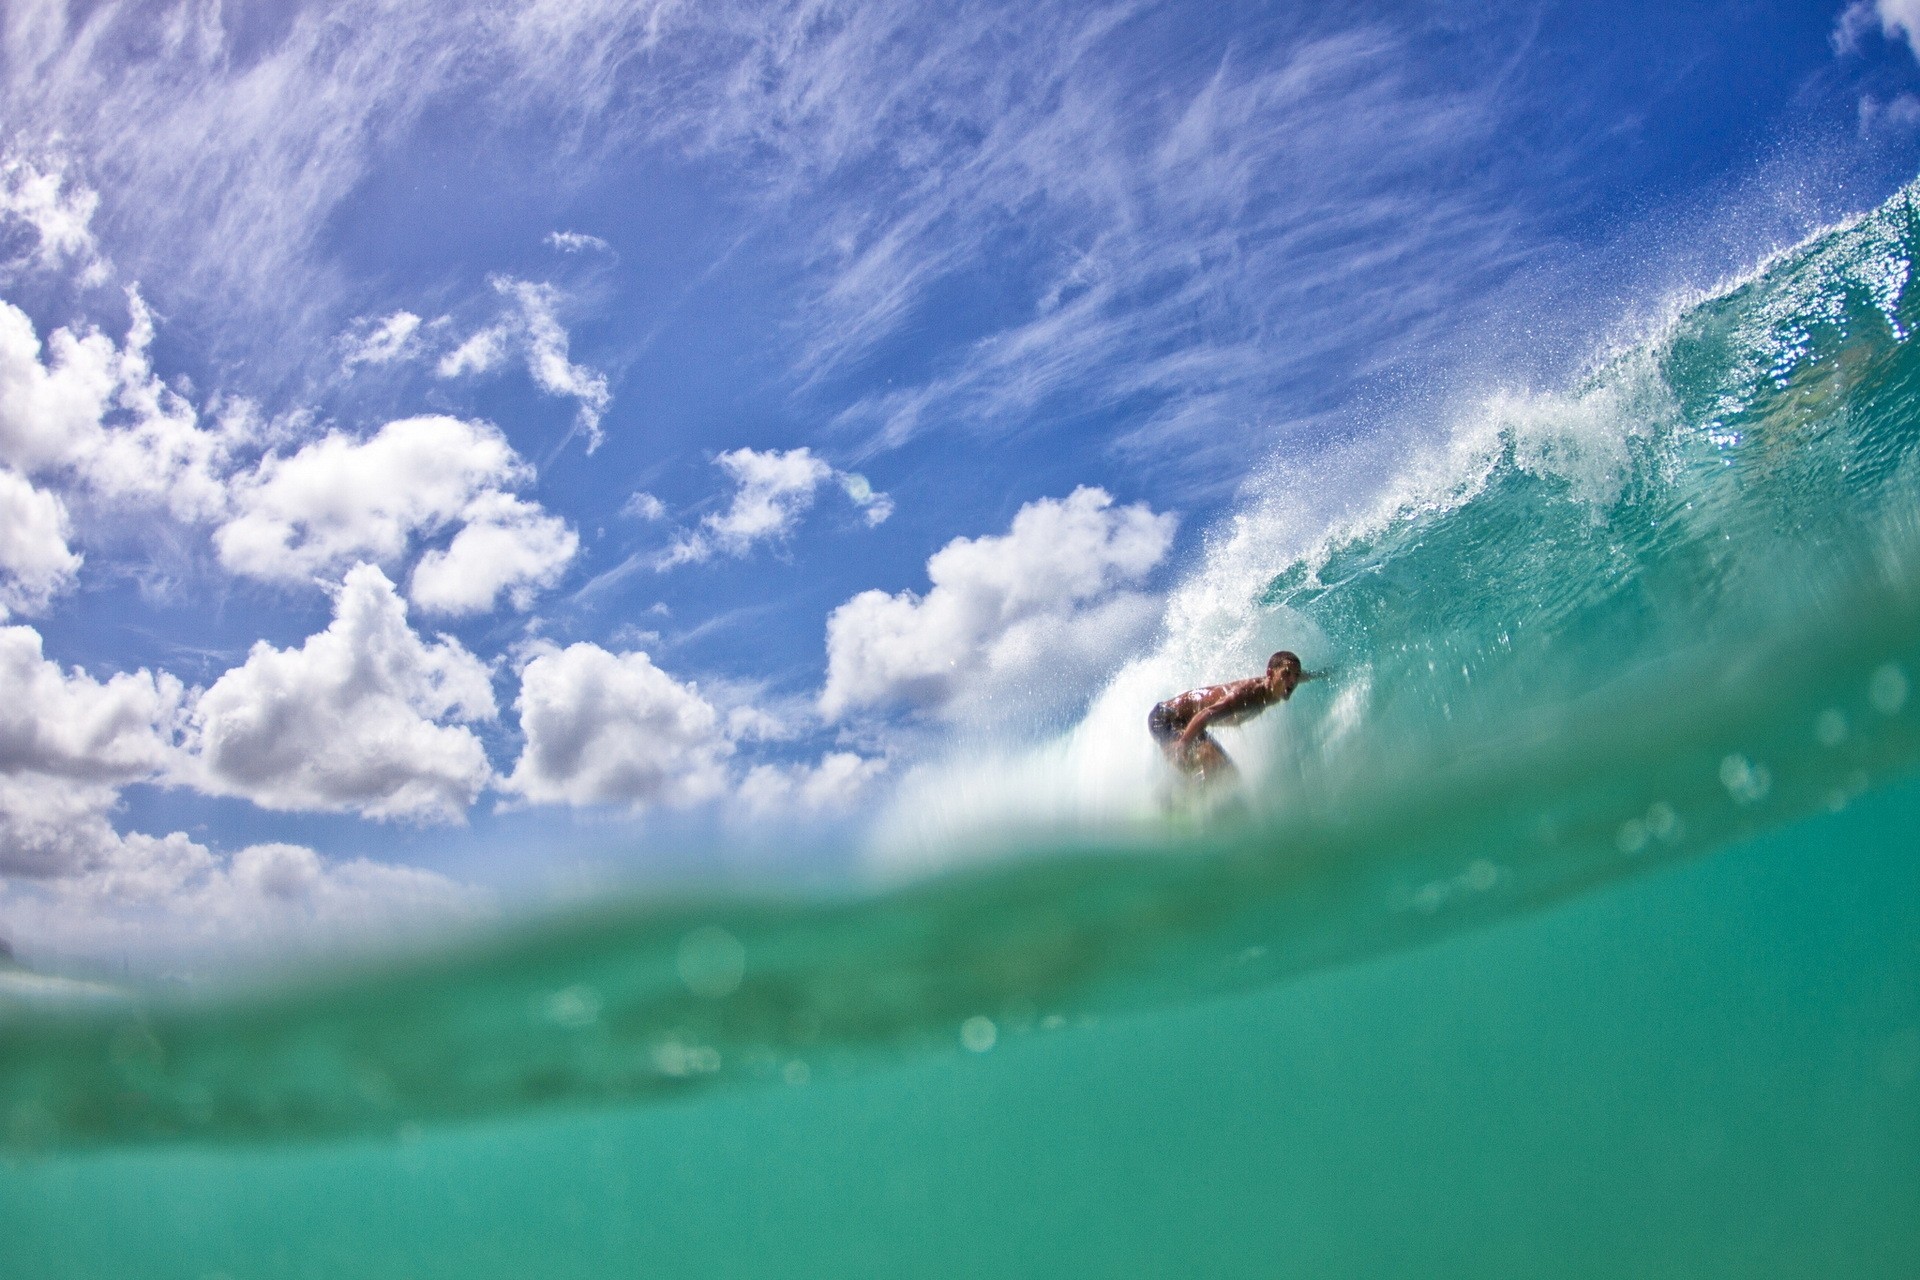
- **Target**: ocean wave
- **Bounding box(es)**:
[7,180,1920,1152]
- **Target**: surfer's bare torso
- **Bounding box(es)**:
[1149,651,1311,782]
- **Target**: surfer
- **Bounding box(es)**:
[1149,651,1316,782]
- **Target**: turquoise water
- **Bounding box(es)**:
[3,785,1915,1277]
[5,182,1920,1273]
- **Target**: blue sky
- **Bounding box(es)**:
[4,0,1920,966]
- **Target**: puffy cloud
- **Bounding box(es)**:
[662,446,891,567]
[0,468,81,615]
[0,625,182,787]
[737,751,888,818]
[820,487,1175,724]
[0,614,486,963]
[339,310,424,370]
[2,297,577,614]
[0,297,118,475]
[216,415,517,580]
[0,154,106,282]
[0,292,240,522]
[409,491,579,615]
[69,291,238,522]
[214,414,576,611]
[0,623,185,880]
[0,771,204,886]
[185,564,495,823]
[218,842,485,922]
[436,277,612,450]
[693,446,830,556]
[503,642,733,810]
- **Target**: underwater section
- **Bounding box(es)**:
[1,771,1914,1278]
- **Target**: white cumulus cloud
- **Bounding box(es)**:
[184,563,496,823]
[0,614,488,964]
[0,622,185,878]
[0,291,243,523]
[215,414,576,613]
[820,486,1175,725]
[0,297,120,476]
[0,468,81,616]
[2,295,573,616]
[216,415,517,581]
[662,446,891,567]
[409,491,580,616]
[0,624,181,789]
[503,642,733,811]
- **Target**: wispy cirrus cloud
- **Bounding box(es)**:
[1835,0,1920,58]
[547,230,612,254]
[1,0,676,363]
[570,6,1542,489]
[8,4,1544,486]
[0,154,108,284]
[338,310,425,371]
[435,278,613,450]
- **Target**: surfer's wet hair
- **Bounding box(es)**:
[1268,651,1302,675]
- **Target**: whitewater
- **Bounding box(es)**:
[3,179,1919,1278]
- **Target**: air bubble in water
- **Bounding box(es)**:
[543,985,601,1029]
[1719,754,1772,804]
[1869,663,1909,716]
[961,1016,998,1053]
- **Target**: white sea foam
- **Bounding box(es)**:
[863,188,1920,873]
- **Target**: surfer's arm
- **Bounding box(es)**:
[1176,685,1256,745]
[1174,710,1212,747]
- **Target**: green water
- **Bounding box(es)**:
[3,783,1914,1277]
[7,161,1920,1279]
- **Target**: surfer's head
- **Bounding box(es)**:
[1267,650,1303,695]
